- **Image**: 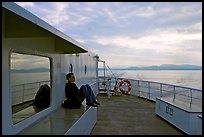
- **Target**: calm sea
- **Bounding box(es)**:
[11,70,202,90]
[11,72,50,86]
[99,70,202,90]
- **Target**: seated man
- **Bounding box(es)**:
[62,72,100,108]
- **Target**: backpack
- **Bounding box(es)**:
[33,84,50,108]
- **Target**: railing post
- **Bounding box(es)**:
[160,83,162,97]
[138,80,140,97]
[148,82,150,99]
[190,89,192,109]
[103,61,106,78]
[22,84,25,103]
[173,86,175,102]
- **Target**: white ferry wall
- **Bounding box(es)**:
[2,2,98,135]
[61,52,99,96]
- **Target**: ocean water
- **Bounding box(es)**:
[99,70,202,90]
[11,72,50,86]
[11,72,50,105]
[11,70,202,90]
[10,70,202,105]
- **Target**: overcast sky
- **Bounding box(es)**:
[15,2,202,68]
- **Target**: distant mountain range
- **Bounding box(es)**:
[11,64,202,73]
[99,64,202,70]
[11,68,50,73]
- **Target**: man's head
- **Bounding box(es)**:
[66,73,75,83]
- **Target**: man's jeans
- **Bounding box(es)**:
[79,84,96,104]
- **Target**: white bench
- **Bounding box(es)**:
[17,104,97,135]
[155,96,202,135]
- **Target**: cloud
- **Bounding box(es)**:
[15,2,35,7]
[15,2,202,67]
[82,22,202,67]
[88,26,201,50]
[11,53,50,69]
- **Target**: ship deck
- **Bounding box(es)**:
[91,93,185,135]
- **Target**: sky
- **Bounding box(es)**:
[15,2,202,68]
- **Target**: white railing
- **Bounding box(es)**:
[11,80,50,106]
[98,76,202,112]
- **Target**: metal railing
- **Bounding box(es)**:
[11,80,50,106]
[98,76,202,112]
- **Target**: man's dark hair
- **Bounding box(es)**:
[66,72,74,80]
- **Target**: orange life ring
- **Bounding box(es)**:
[118,79,132,93]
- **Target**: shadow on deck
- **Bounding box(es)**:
[91,93,185,135]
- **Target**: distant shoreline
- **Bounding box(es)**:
[98,69,202,70]
[11,71,49,73]
[99,64,202,71]
[11,64,202,73]
[11,69,202,74]
[11,68,50,73]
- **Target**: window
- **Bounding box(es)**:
[69,64,73,72]
[85,65,87,75]
[11,52,51,124]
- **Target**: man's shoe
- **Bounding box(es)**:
[93,101,100,105]
[86,103,98,107]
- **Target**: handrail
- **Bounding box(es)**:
[11,80,50,105]
[99,76,201,91]
[98,76,202,111]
